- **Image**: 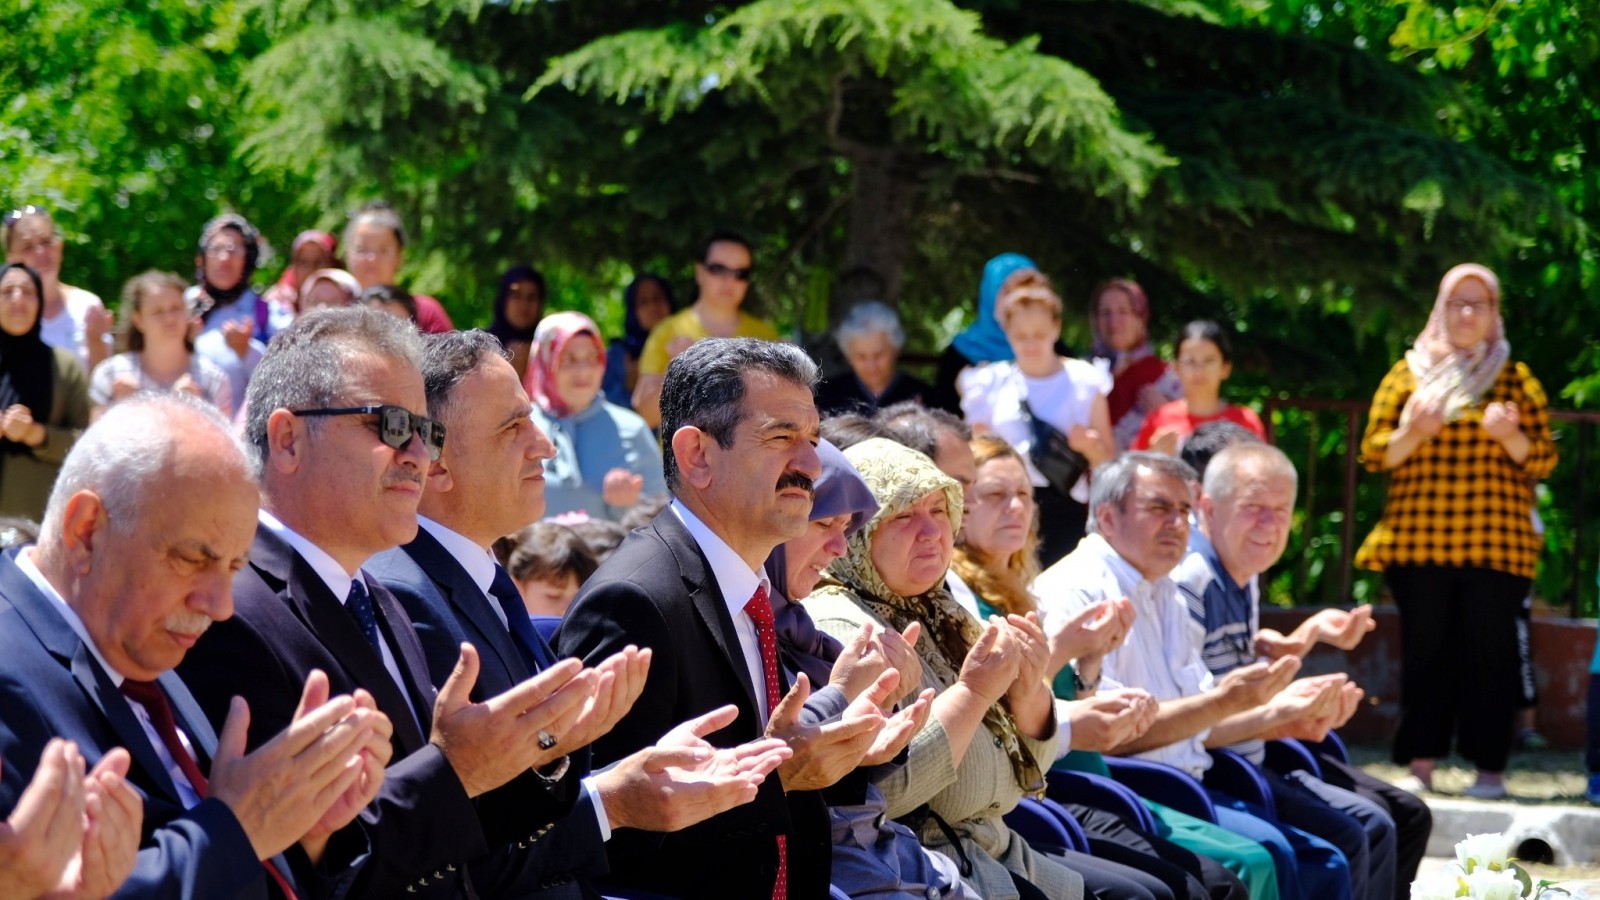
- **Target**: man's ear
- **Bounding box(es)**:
[1197,493,1215,531]
[264,408,305,475]
[670,426,715,490]
[424,455,453,495]
[58,490,108,576]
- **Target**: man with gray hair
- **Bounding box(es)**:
[0,392,391,898]
[179,308,615,898]
[1176,442,1430,899]
[559,337,893,899]
[1035,451,1360,900]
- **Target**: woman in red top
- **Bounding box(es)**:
[1091,278,1182,449]
[1134,320,1265,453]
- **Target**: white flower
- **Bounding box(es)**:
[1411,870,1465,900]
[1457,832,1516,875]
[1465,869,1524,900]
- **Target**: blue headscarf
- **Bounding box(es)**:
[949,253,1038,365]
[616,273,677,359]
[765,439,880,686]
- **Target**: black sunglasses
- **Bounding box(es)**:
[703,261,753,282]
[292,405,447,460]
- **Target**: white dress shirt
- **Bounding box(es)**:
[670,499,774,723]
[18,550,205,808]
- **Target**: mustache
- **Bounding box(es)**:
[163,611,213,636]
[384,470,423,490]
[776,471,816,498]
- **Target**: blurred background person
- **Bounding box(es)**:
[297,268,362,314]
[1090,278,1181,450]
[527,311,666,521]
[603,273,675,407]
[0,263,90,520]
[506,521,601,619]
[344,199,454,333]
[189,213,268,400]
[929,252,1036,414]
[89,271,232,419]
[488,265,545,381]
[2,206,111,373]
[260,229,337,333]
[362,283,418,322]
[816,301,930,415]
[1134,320,1264,454]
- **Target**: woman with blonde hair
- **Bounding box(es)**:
[88,271,232,419]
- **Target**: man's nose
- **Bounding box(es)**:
[793,438,822,480]
[528,419,555,461]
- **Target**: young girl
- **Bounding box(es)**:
[1133,320,1265,454]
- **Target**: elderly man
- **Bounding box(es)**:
[560,337,895,899]
[179,308,616,898]
[1176,441,1431,900]
[0,393,391,898]
[631,233,779,428]
[1035,452,1359,900]
[366,331,792,896]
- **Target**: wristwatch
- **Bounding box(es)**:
[531,754,571,785]
[1071,663,1102,694]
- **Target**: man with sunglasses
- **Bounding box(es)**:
[631,231,779,428]
[180,307,617,898]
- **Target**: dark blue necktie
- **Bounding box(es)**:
[346,578,383,655]
[489,565,552,673]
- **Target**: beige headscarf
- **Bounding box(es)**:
[820,437,1045,796]
[1402,263,1510,426]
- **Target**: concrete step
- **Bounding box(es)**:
[1421,794,1600,866]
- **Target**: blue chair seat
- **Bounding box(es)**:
[1264,739,1324,780]
[1203,749,1277,821]
[1047,769,1159,833]
[1105,756,1217,824]
[1005,796,1090,855]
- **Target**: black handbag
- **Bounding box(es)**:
[1022,397,1090,497]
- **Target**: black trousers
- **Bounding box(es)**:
[1317,755,1433,900]
[1387,564,1529,772]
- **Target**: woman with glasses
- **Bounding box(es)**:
[1356,263,1557,800]
[89,271,233,420]
[343,200,454,334]
[2,207,112,373]
[527,311,665,521]
[0,263,91,519]
[189,213,270,401]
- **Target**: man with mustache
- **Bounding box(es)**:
[365,330,794,897]
[0,392,391,898]
[179,308,619,898]
[1036,452,1357,900]
[559,337,891,899]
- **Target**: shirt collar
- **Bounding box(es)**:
[417,516,497,597]
[258,509,359,604]
[17,548,126,684]
[670,499,768,616]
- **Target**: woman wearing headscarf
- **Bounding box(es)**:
[489,265,546,381]
[1090,279,1182,450]
[0,263,90,519]
[929,253,1037,414]
[763,440,979,900]
[603,273,676,408]
[527,311,666,521]
[1356,263,1557,800]
[809,439,1185,900]
[189,213,270,401]
[260,229,338,331]
[89,271,232,419]
[3,206,111,372]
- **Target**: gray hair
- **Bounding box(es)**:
[244,306,425,472]
[835,301,905,355]
[1202,442,1298,502]
[876,401,970,460]
[421,330,510,428]
[41,393,250,538]
[1087,451,1198,531]
[659,338,819,494]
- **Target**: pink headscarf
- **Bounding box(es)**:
[1089,278,1152,363]
[526,311,606,418]
[1403,263,1510,424]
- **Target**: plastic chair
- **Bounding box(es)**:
[1263,739,1324,780]
[1006,797,1088,855]
[530,614,563,646]
[1047,769,1159,834]
[1104,756,1217,824]
[1203,749,1278,821]
[1312,730,1350,765]
[830,887,853,900]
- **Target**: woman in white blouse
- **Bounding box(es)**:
[89,271,232,420]
[959,269,1113,567]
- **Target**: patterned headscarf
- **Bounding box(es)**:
[526,311,606,419]
[1089,277,1153,364]
[950,253,1038,365]
[1403,263,1510,425]
[821,437,1044,795]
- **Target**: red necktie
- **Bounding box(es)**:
[121,679,299,899]
[743,584,787,900]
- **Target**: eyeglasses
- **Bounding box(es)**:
[703,262,753,282]
[2,206,47,228]
[291,405,447,460]
[205,241,244,258]
[1445,298,1492,314]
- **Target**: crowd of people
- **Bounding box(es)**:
[0,202,1566,900]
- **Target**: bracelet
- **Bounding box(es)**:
[531,754,571,785]
[1071,663,1101,694]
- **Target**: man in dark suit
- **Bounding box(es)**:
[558,337,893,899]
[367,330,795,898]
[178,307,644,899]
[0,393,391,899]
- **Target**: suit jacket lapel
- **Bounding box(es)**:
[402,530,530,680]
[653,513,764,724]
[364,576,437,734]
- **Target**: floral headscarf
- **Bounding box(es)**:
[1089,277,1153,364]
[1403,263,1510,425]
[526,310,606,418]
[821,437,1044,795]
